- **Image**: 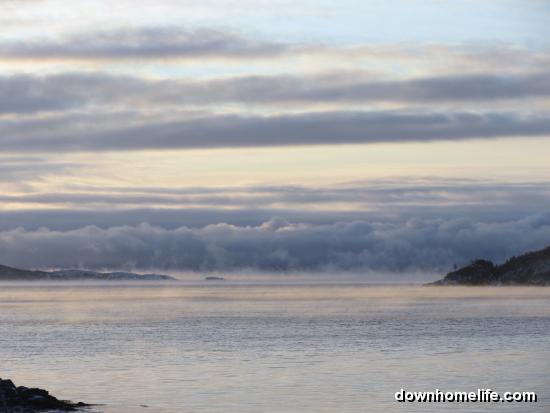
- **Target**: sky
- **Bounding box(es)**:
[1,0,549,276]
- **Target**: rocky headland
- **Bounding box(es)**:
[0,378,89,412]
[429,245,550,286]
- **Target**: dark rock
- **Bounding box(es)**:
[0,378,89,412]
[430,259,497,285]
[428,245,550,286]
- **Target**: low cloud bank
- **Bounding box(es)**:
[1,215,549,275]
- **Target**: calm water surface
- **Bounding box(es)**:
[0,281,549,412]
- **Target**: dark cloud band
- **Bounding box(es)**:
[0,27,289,60]
[2,110,550,152]
[2,72,550,114]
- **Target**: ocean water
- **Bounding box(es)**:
[0,281,549,413]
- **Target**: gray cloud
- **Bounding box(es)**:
[0,27,288,60]
[2,180,549,209]
[2,72,550,114]
[0,75,88,114]
[0,208,375,232]
[0,26,548,71]
[0,214,548,275]
[0,201,546,233]
[2,110,550,152]
[0,156,80,182]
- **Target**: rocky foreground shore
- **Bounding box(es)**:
[0,378,88,412]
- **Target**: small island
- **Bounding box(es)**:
[0,264,175,281]
[205,276,225,281]
[429,245,550,286]
[0,378,89,412]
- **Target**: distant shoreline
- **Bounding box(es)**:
[0,264,174,281]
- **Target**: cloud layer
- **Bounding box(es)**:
[0,27,289,60]
[2,179,549,209]
[1,28,549,154]
[2,71,550,115]
[1,214,549,275]
[3,110,550,153]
